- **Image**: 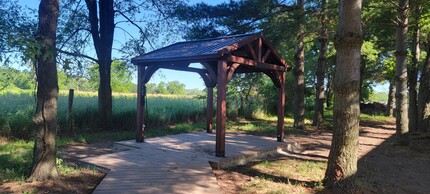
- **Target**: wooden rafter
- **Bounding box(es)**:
[159,65,208,75]
[257,38,262,62]
[226,55,287,72]
[142,66,159,84]
[218,34,259,55]
[227,63,241,81]
[261,36,286,66]
[246,43,258,60]
[262,49,271,62]
[201,61,218,84]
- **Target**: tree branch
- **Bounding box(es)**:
[58,28,91,50]
[115,9,155,50]
[57,48,99,63]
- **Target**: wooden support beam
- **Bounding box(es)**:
[216,60,227,157]
[261,36,287,66]
[246,43,257,60]
[136,65,146,142]
[262,49,271,62]
[219,34,259,55]
[206,87,214,133]
[142,66,159,84]
[199,72,214,88]
[160,65,208,75]
[257,38,262,62]
[201,61,217,84]
[227,63,240,81]
[263,71,282,88]
[277,72,286,142]
[226,55,286,72]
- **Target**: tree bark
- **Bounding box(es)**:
[408,0,420,132]
[417,34,430,131]
[29,0,60,181]
[313,0,328,126]
[293,0,305,129]
[395,0,409,145]
[85,0,114,130]
[386,81,396,117]
[326,67,333,108]
[324,0,362,190]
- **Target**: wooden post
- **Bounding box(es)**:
[206,87,214,133]
[66,89,74,132]
[216,60,227,157]
[136,65,146,142]
[277,72,286,142]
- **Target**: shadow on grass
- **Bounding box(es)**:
[226,117,309,137]
[227,158,324,190]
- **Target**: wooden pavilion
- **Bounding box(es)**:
[131,32,291,157]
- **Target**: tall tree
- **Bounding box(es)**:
[408,0,421,132]
[84,0,114,130]
[417,33,430,131]
[55,0,183,130]
[29,0,60,181]
[293,0,305,129]
[324,0,362,189]
[394,0,409,145]
[312,0,328,126]
[386,80,396,116]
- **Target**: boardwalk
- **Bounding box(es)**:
[81,131,295,193]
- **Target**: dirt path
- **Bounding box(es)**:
[213,119,430,193]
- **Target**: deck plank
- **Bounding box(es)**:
[81,131,294,193]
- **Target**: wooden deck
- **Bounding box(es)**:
[81,131,295,193]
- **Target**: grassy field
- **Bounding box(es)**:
[0,90,206,139]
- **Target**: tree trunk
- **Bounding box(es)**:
[324,0,362,190]
[66,89,74,132]
[85,0,114,130]
[326,67,333,108]
[359,63,365,102]
[312,0,328,127]
[29,0,60,181]
[417,33,430,131]
[293,0,305,129]
[386,81,396,117]
[395,0,409,145]
[408,0,420,132]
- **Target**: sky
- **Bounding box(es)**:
[16,0,389,92]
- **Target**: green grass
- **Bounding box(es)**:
[369,92,388,103]
[360,113,393,123]
[226,114,309,137]
[0,90,206,139]
[237,158,326,193]
[0,140,33,182]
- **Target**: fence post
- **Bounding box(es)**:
[66,89,74,133]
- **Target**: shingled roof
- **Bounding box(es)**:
[131,32,287,67]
